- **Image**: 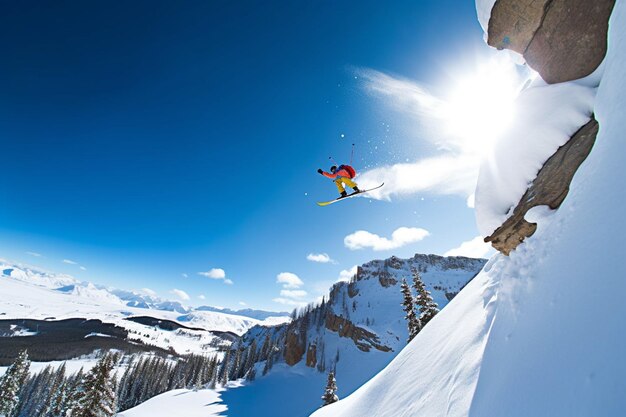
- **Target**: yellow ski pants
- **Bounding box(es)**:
[334,177,358,193]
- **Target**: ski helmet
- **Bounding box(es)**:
[330,165,337,173]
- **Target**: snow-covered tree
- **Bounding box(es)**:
[0,349,30,417]
[44,362,67,416]
[73,353,117,417]
[320,370,339,407]
[245,366,256,382]
[220,349,231,386]
[64,368,85,416]
[411,268,439,327]
[243,339,257,377]
[262,347,273,376]
[400,279,420,342]
[231,347,242,380]
[260,334,271,361]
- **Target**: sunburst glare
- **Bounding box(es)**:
[438,55,530,156]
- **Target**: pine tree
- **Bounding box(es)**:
[320,370,339,407]
[243,340,257,378]
[245,366,256,381]
[262,345,274,376]
[43,362,67,416]
[15,365,50,417]
[47,378,70,417]
[400,279,420,342]
[74,353,117,417]
[64,368,85,417]
[411,268,439,327]
[231,348,242,381]
[260,335,271,361]
[209,363,219,389]
[220,350,231,387]
[0,349,30,416]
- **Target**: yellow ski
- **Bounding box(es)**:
[316,183,384,206]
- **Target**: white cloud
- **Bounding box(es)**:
[276,272,304,288]
[63,259,78,265]
[444,236,494,259]
[306,253,335,264]
[275,273,309,305]
[26,252,42,257]
[338,265,358,283]
[199,268,226,279]
[198,268,233,285]
[198,294,206,300]
[141,288,157,297]
[280,289,308,298]
[239,301,247,306]
[273,297,307,307]
[79,266,87,271]
[170,289,190,301]
[182,273,188,278]
[344,227,430,251]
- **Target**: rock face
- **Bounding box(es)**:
[324,312,391,353]
[488,0,615,83]
[525,0,615,83]
[284,329,306,366]
[485,117,598,254]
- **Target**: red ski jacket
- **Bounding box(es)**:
[322,165,356,179]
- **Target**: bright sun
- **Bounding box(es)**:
[439,56,527,155]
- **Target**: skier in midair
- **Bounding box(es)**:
[317,164,360,197]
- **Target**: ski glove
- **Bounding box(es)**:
[317,169,323,175]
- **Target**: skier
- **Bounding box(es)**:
[317,164,361,198]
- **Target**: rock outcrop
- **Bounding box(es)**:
[485,117,598,254]
[488,0,551,54]
[324,312,391,353]
[488,0,615,83]
[284,329,306,366]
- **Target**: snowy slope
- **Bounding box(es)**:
[312,3,626,417]
[117,389,227,417]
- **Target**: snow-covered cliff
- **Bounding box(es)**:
[311,2,626,416]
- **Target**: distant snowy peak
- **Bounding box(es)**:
[56,283,126,306]
[195,306,290,320]
[106,288,187,313]
[1,259,78,289]
[0,258,289,337]
[178,311,267,336]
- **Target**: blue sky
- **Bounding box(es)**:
[0,0,499,311]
